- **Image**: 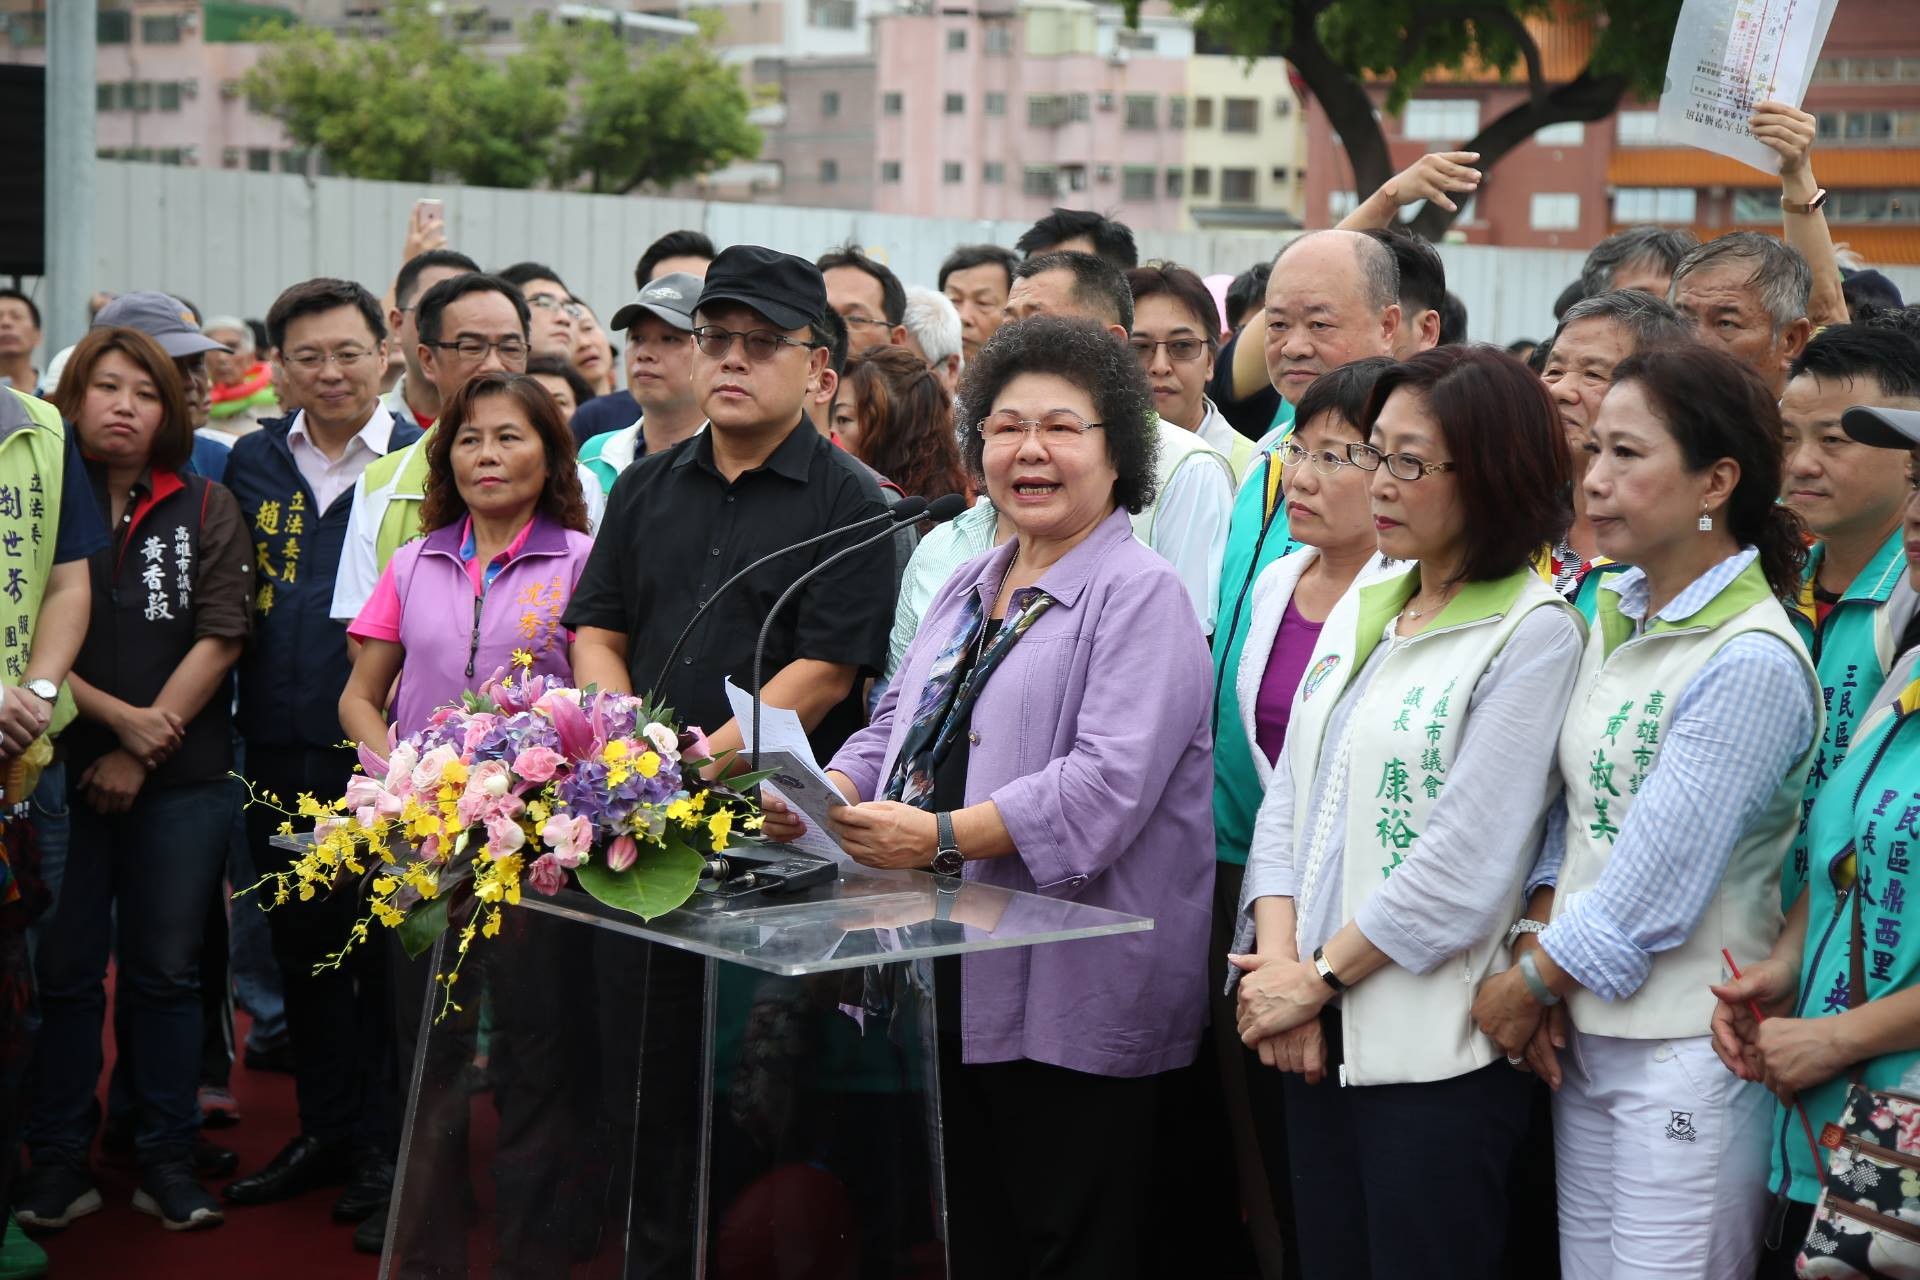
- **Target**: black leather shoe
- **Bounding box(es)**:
[242,1042,296,1075]
[351,1200,389,1255]
[221,1136,353,1205]
[194,1139,239,1180]
[331,1149,394,1224]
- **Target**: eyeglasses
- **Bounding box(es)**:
[527,295,585,320]
[427,337,531,361]
[1127,337,1209,364]
[691,325,819,361]
[1346,442,1457,481]
[1278,441,1360,475]
[283,347,377,373]
[841,314,890,330]
[976,410,1104,446]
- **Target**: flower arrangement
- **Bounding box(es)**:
[246,654,766,1015]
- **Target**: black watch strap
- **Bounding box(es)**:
[933,812,964,876]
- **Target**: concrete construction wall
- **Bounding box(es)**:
[66,161,1920,348]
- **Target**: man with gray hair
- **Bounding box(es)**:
[1539,289,1697,610]
[1578,226,1701,301]
[900,286,963,397]
[1669,231,1813,397]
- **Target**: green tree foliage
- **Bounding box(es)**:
[240,0,760,193]
[1163,0,1683,239]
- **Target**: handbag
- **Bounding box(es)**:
[1795,865,1920,1279]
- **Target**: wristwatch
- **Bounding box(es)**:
[1311,945,1348,994]
[1506,919,1547,947]
[932,812,964,877]
[1780,188,1828,215]
[21,679,56,704]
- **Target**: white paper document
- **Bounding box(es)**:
[1655,0,1841,174]
[723,679,852,862]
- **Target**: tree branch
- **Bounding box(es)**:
[1396,6,1547,112]
[1281,1,1396,198]
[1406,68,1629,240]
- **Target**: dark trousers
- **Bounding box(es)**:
[940,1033,1159,1280]
[28,778,235,1162]
[1281,1010,1533,1280]
[1756,1198,1817,1280]
[247,744,396,1149]
[1201,860,1297,1280]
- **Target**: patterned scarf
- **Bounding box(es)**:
[883,579,1054,810]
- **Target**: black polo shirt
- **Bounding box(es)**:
[562,417,896,759]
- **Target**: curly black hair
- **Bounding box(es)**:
[956,315,1159,515]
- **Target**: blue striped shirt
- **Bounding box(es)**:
[1533,549,1817,1003]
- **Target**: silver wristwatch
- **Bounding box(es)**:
[21,679,56,704]
[1506,919,1547,947]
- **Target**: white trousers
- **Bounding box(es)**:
[1554,1027,1773,1280]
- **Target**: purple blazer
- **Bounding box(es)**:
[829,506,1215,1077]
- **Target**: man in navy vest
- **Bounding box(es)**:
[219,279,422,1254]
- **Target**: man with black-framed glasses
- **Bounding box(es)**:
[497,262,578,360]
[382,249,481,435]
[330,273,605,630]
[567,244,896,765]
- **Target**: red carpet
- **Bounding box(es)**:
[37,998,379,1280]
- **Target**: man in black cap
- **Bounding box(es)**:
[565,245,896,761]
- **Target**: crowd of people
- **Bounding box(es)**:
[0,91,1916,1280]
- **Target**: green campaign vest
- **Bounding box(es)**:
[1212,423,1298,866]
[0,389,77,735]
[367,430,433,572]
[1784,533,1913,906]
[1772,673,1920,1204]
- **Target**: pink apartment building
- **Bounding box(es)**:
[873,0,1194,231]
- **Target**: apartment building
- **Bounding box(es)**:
[1183,53,1306,231]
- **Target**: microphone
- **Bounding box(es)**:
[749,493,968,766]
[648,496,930,697]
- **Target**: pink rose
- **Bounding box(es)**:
[682,726,711,764]
[512,746,565,784]
[527,852,567,896]
[457,760,514,827]
[540,813,593,868]
[483,814,526,859]
[605,834,638,872]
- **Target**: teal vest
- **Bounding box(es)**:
[1784,533,1912,905]
[1212,414,1297,866]
[1771,673,1920,1204]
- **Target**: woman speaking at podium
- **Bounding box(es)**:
[763,313,1215,1280]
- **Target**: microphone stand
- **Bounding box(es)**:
[647,499,924,698]
[748,519,918,769]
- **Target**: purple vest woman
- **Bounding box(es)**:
[341,372,593,747]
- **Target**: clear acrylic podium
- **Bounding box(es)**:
[377,860,1150,1279]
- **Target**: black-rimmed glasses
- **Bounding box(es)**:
[691,325,819,361]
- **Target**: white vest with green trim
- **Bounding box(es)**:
[0,389,78,736]
[1131,415,1235,550]
[1551,559,1819,1040]
[1286,564,1579,1086]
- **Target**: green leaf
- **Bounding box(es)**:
[573,838,706,921]
[397,893,451,960]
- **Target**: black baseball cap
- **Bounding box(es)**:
[1842,405,1920,449]
[693,246,827,333]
